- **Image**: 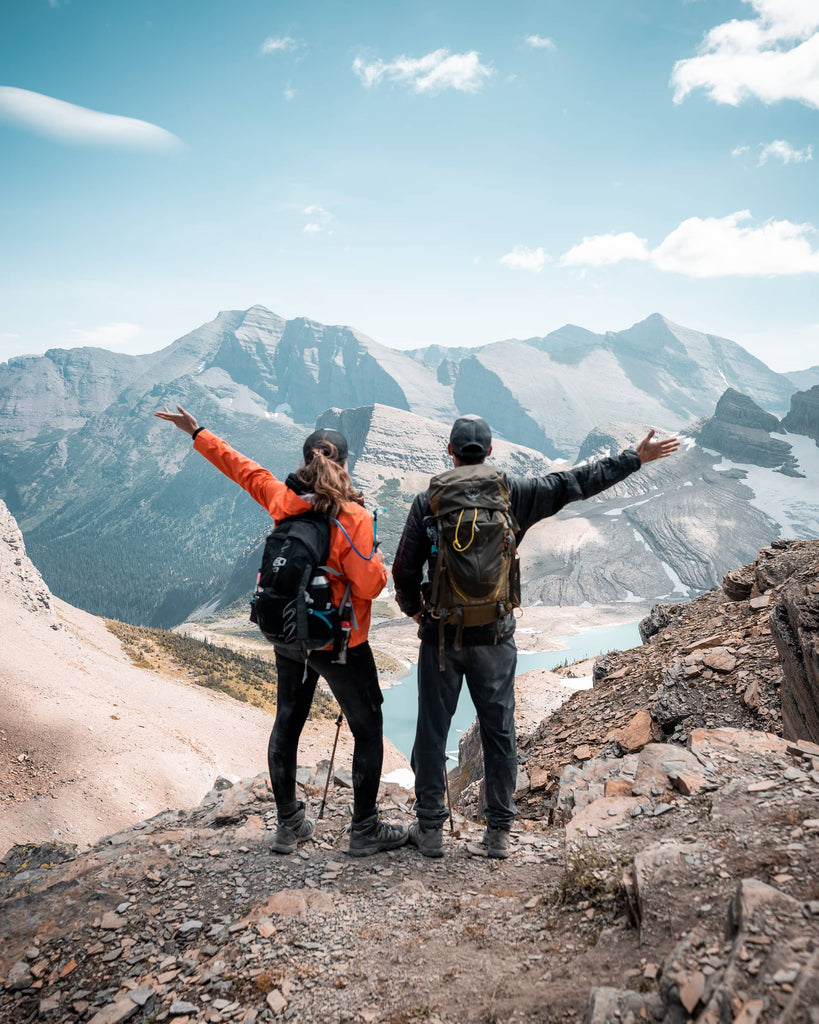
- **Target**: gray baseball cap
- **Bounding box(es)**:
[449,414,492,457]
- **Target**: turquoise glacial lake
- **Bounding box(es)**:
[381,619,642,761]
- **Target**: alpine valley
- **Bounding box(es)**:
[1,306,817,627]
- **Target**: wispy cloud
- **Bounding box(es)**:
[303,205,334,234]
[71,322,141,348]
[757,138,813,164]
[284,84,297,102]
[671,0,819,110]
[560,232,650,267]
[732,144,751,157]
[0,87,182,150]
[561,211,819,277]
[525,35,556,51]
[353,49,493,94]
[498,245,549,272]
[262,36,297,54]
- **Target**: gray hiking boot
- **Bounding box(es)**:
[271,806,316,855]
[407,821,444,859]
[466,826,511,859]
[347,814,408,857]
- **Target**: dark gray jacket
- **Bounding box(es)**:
[392,450,642,645]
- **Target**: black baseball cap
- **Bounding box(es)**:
[303,428,349,463]
[449,414,492,457]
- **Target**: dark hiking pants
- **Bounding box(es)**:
[412,636,518,831]
[269,642,384,820]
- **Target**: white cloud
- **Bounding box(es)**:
[303,204,334,234]
[525,35,556,50]
[0,87,182,150]
[262,36,297,54]
[352,49,493,94]
[498,245,549,272]
[284,84,296,101]
[732,144,751,156]
[671,0,819,109]
[561,210,819,277]
[71,322,141,348]
[560,231,650,267]
[757,138,813,163]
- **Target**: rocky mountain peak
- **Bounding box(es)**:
[713,387,782,432]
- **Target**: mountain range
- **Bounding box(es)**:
[0,306,817,626]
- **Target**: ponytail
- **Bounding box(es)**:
[295,442,364,519]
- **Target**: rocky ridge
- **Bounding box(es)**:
[2,541,819,1023]
[696,389,799,475]
[782,385,819,445]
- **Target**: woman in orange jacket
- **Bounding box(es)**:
[155,405,408,857]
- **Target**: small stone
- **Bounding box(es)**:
[574,744,593,761]
[678,970,705,1013]
[6,960,34,991]
[748,780,778,793]
[100,911,126,930]
[611,709,656,753]
[749,595,771,610]
[653,803,674,816]
[88,999,139,1024]
[266,989,287,1015]
[177,920,203,936]
[169,999,198,1016]
[128,985,157,1007]
[703,649,737,673]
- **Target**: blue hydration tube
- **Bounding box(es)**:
[330,507,387,561]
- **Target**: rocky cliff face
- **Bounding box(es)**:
[696,387,799,473]
[782,384,819,444]
[0,499,55,623]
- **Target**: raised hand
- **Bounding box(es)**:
[635,428,680,464]
[154,405,199,436]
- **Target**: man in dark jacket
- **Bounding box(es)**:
[392,415,679,858]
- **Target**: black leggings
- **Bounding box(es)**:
[268,641,384,820]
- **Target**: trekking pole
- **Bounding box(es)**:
[318,712,344,820]
[444,754,455,834]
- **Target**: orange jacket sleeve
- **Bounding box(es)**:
[192,429,309,520]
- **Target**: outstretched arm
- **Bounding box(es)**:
[512,429,679,534]
[154,405,293,517]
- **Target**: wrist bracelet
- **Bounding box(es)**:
[191,426,205,441]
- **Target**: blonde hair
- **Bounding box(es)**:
[296,442,364,519]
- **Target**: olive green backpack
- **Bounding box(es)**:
[426,465,520,666]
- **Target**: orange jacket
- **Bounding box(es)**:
[194,429,387,648]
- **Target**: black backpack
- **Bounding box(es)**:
[426,465,520,663]
[251,511,341,656]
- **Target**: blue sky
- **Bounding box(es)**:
[1,0,817,370]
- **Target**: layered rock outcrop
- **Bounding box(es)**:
[782,383,819,444]
[771,574,819,744]
[696,387,799,473]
